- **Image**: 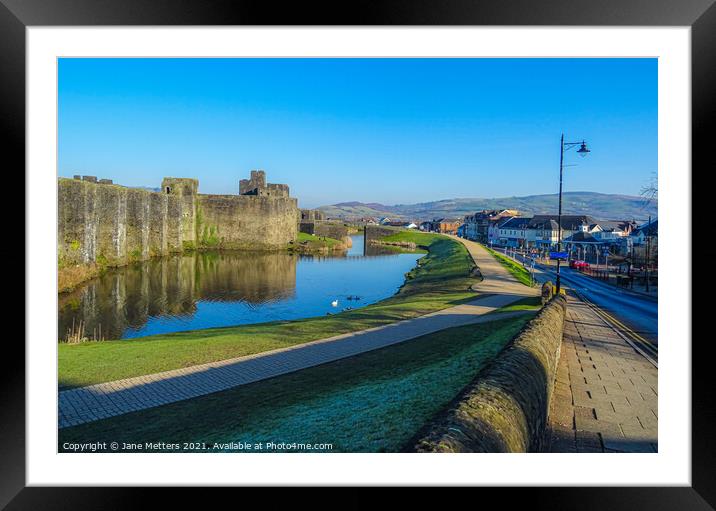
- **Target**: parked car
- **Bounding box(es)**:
[570,260,590,270]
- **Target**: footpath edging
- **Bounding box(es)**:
[414,295,566,453]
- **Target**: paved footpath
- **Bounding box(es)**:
[446,236,539,298]
[547,294,658,453]
[59,237,537,429]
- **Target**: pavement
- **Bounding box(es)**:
[492,248,658,452]
[59,236,537,429]
[447,236,540,298]
[547,294,658,453]
[508,250,658,344]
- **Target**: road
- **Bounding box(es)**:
[501,248,658,346]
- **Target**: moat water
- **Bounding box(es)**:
[58,234,423,340]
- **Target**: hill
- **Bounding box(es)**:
[318,192,657,222]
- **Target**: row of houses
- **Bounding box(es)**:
[419,218,462,235]
[419,209,657,264]
[486,214,641,250]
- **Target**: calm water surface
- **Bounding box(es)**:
[58,234,422,340]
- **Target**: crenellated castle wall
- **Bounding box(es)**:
[58,178,189,268]
[58,172,299,280]
[196,194,299,250]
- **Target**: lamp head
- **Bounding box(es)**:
[577,141,590,157]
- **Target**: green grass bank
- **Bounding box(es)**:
[290,232,347,252]
[494,295,542,313]
[59,231,478,389]
[483,245,534,287]
[59,314,532,453]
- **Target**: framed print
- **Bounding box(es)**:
[4,0,713,505]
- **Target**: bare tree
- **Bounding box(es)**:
[640,172,657,206]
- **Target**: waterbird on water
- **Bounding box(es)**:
[331,300,339,307]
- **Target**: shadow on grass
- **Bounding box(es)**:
[59,308,534,424]
[58,314,532,452]
[410,299,566,453]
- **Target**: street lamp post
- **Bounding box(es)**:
[556,134,590,294]
[645,215,652,293]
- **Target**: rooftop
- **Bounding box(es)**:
[528,214,599,230]
[499,217,532,229]
[633,219,658,236]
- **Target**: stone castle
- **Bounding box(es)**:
[58,170,299,269]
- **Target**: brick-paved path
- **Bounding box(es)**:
[547,295,658,453]
[448,236,540,299]
[60,237,537,429]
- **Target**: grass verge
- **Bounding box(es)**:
[493,295,542,313]
[58,263,102,294]
[58,314,531,453]
[59,231,478,389]
[291,232,346,251]
[483,246,534,287]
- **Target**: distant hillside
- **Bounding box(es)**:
[132,186,162,193]
[318,192,657,223]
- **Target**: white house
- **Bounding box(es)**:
[591,220,638,241]
[523,215,601,249]
[630,219,657,245]
[496,217,531,247]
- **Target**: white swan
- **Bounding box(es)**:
[331,300,339,307]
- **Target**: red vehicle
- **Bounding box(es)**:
[570,260,590,270]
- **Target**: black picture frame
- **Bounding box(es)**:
[5,0,712,506]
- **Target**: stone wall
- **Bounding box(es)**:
[298,222,316,235]
[300,209,326,222]
[239,170,290,198]
[58,178,190,268]
[196,194,298,250]
[58,172,299,275]
[312,222,349,240]
[413,296,567,453]
[299,219,349,240]
[364,224,403,244]
[239,170,266,195]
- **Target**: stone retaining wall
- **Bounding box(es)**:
[299,220,349,240]
[364,224,402,243]
[312,222,349,240]
[413,295,567,453]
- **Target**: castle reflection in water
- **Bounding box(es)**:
[59,251,298,340]
[58,237,423,340]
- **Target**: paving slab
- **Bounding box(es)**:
[547,294,658,453]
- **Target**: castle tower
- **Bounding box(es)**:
[239,170,267,195]
[161,178,198,247]
[161,177,199,196]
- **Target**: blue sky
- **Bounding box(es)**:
[58,58,657,208]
